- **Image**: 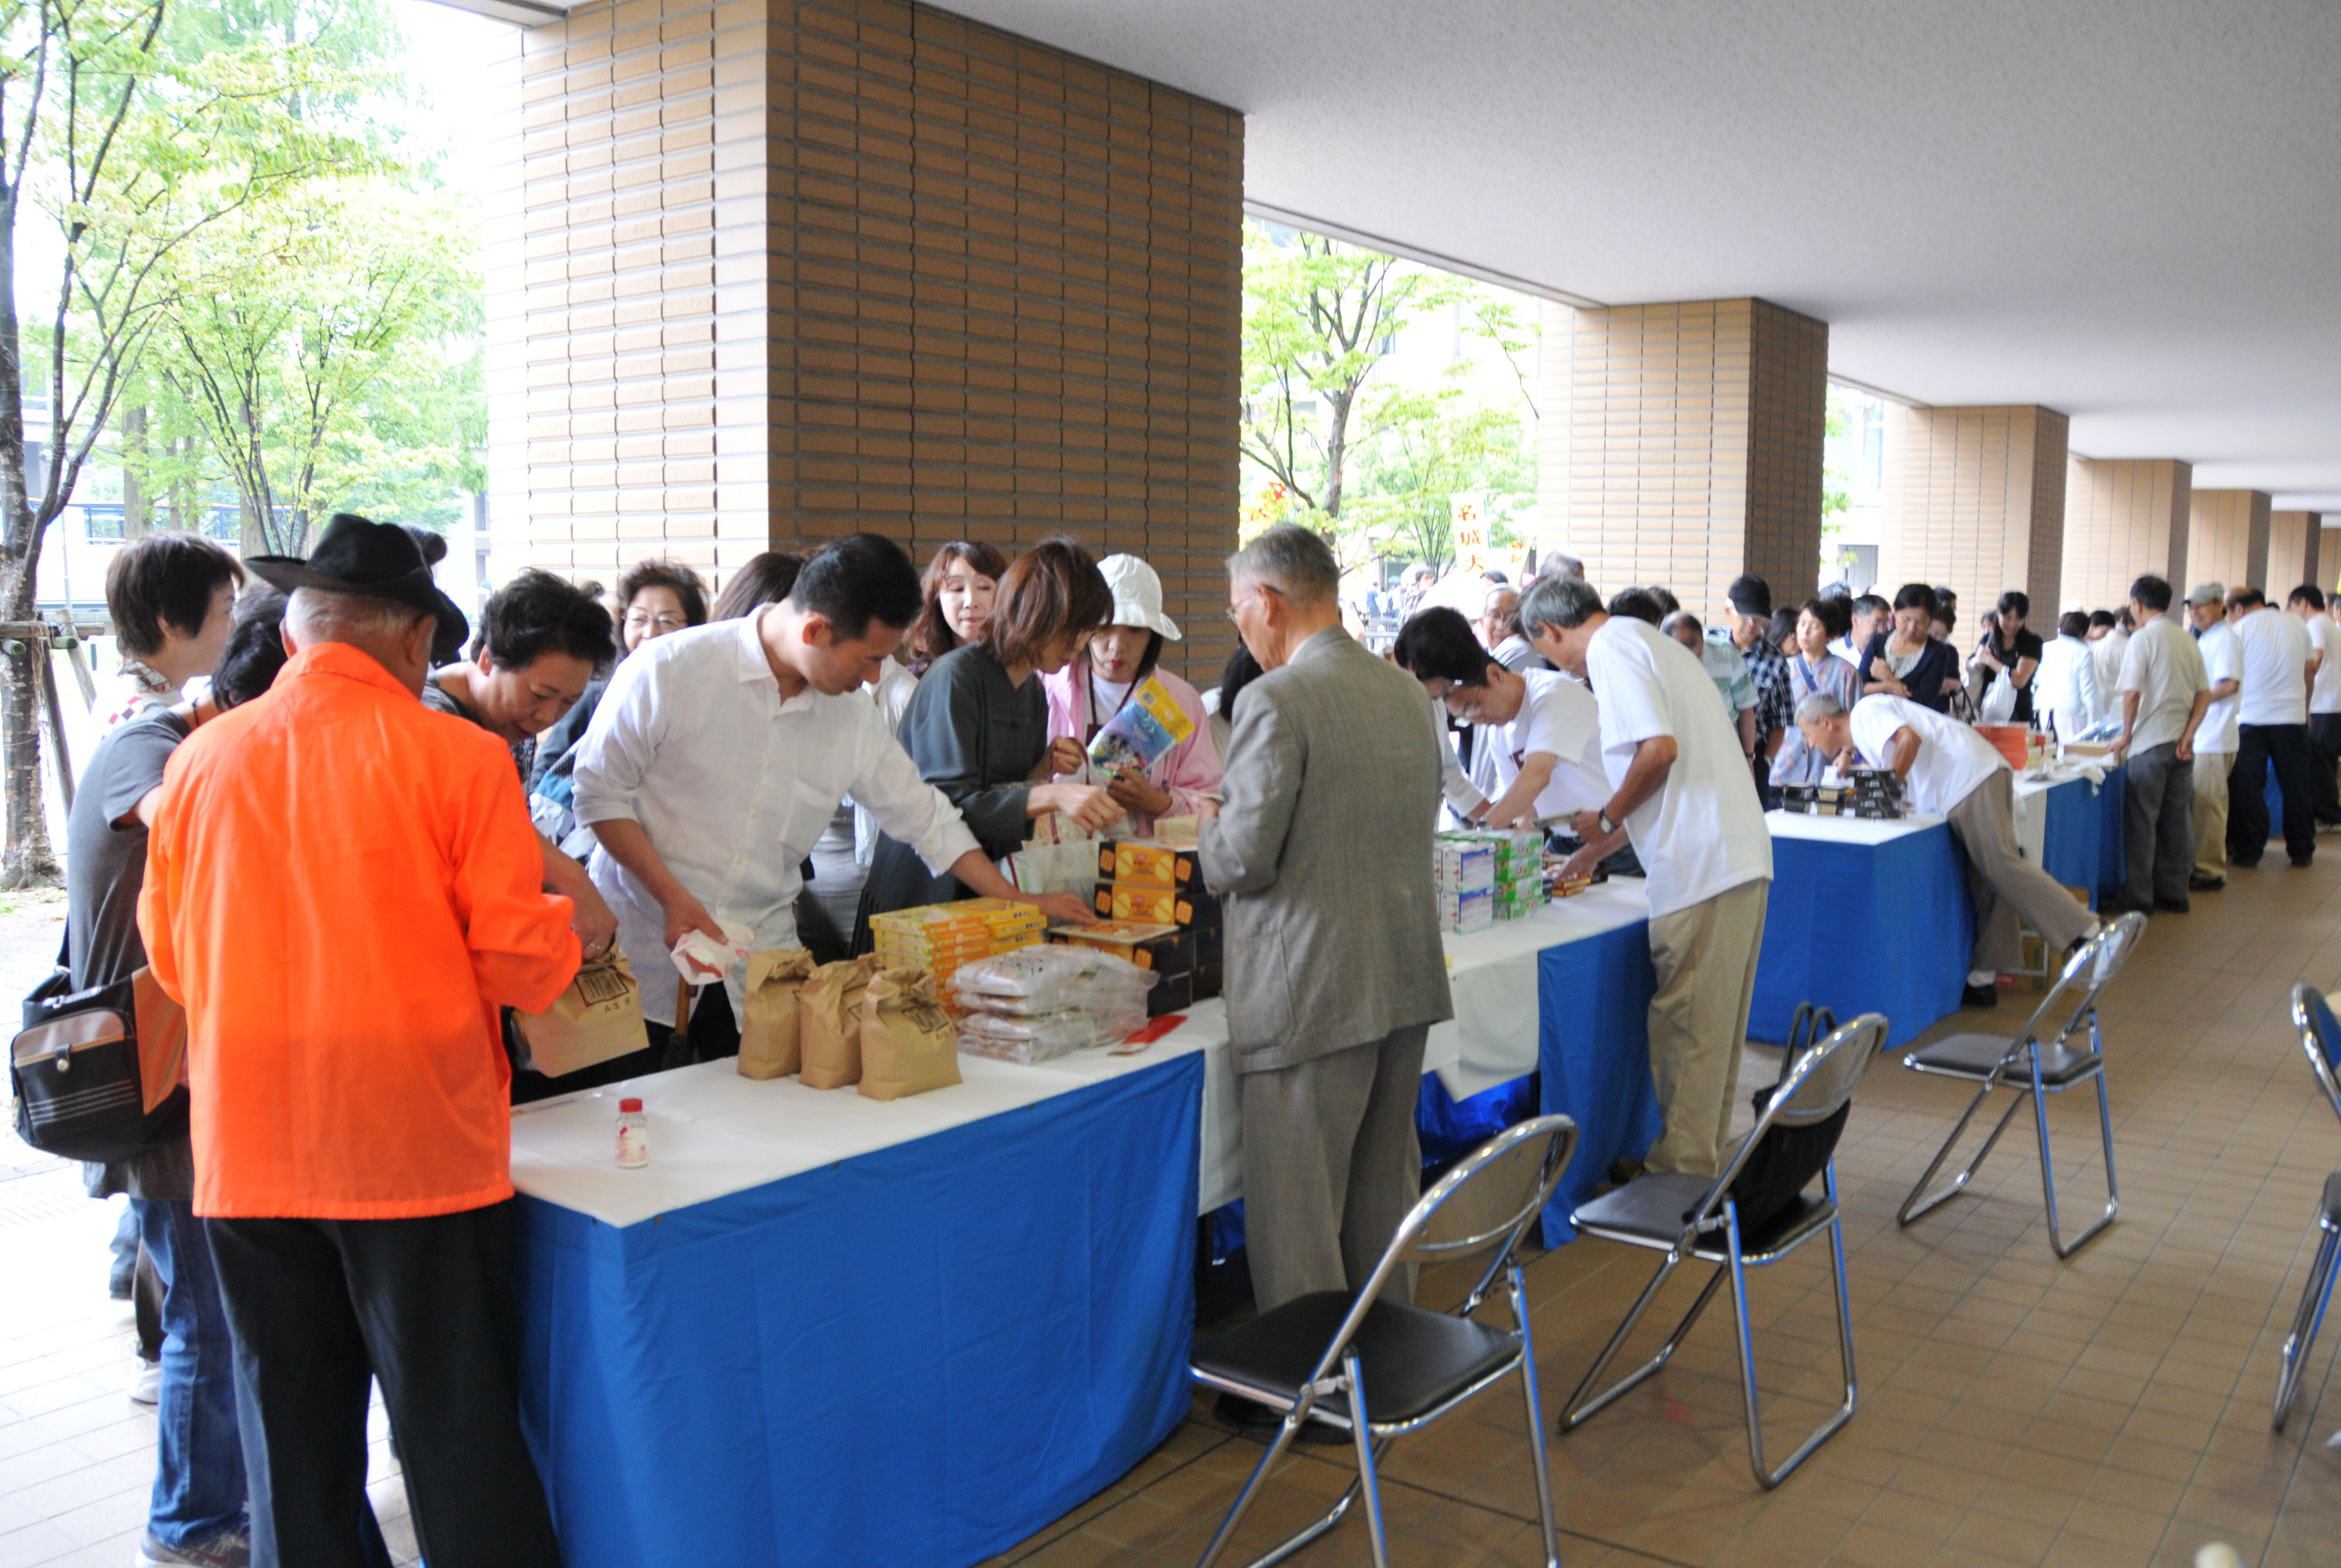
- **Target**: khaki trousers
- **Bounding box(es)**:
[2193,748,2230,881]
[1948,770,2100,970]
[1645,877,1769,1177]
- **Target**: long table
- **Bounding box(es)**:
[2013,764,2115,905]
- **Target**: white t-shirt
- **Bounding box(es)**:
[1584,616,1772,918]
[1849,694,2006,816]
[2034,635,2101,738]
[2308,612,2341,714]
[2117,615,2210,753]
[2235,608,2311,727]
[2089,628,2129,709]
[1490,669,1609,819]
[2195,621,2243,755]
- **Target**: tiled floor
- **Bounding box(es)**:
[7,859,2341,1566]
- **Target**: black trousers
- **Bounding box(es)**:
[2228,722,2316,868]
[2310,712,2341,826]
[204,1202,560,1568]
[642,977,740,1070]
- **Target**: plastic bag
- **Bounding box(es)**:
[950,945,1156,1010]
[1979,670,2018,724]
[957,1003,1150,1063]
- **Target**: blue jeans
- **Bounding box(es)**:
[136,1197,248,1545]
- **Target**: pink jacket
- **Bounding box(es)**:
[1043,663,1224,834]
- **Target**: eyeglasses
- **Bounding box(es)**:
[625,612,689,632]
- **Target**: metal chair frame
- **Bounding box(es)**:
[1559,1012,1886,1489]
[1895,912,2145,1258]
[1190,1113,1580,1568]
[2273,984,2341,1431]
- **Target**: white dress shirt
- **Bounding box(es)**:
[2117,615,2210,754]
[1850,695,2006,816]
[573,615,980,1025]
[2235,608,2312,727]
[2308,612,2340,715]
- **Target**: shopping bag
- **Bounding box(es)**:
[799,955,878,1089]
[858,967,962,1101]
[736,948,817,1080]
[1979,669,2019,724]
[515,950,646,1078]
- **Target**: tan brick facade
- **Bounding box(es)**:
[485,0,1244,681]
[1876,405,2068,623]
[2184,490,2271,598]
[1535,297,1827,615]
[2323,525,2341,593]
[2059,458,2191,613]
[2267,511,2323,598]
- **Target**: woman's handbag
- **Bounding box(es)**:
[11,938,189,1164]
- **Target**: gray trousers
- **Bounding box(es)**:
[1948,770,2099,972]
[2122,740,2196,905]
[1238,1025,1428,1313]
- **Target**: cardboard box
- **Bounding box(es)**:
[1100,837,1205,892]
[1049,920,1195,974]
[1434,839,1495,893]
[1193,958,1223,1000]
[1439,886,1494,934]
[1146,970,1195,1017]
[1093,880,1222,929]
[1192,920,1223,965]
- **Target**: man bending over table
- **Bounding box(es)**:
[1797,691,2101,1010]
[1393,605,1609,829]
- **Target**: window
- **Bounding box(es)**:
[1863,401,1885,491]
[84,505,124,540]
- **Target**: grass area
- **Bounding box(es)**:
[0,886,67,919]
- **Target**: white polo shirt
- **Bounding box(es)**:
[2195,620,2243,755]
[2308,611,2341,715]
[2117,615,2210,753]
[1584,616,1772,918]
[2235,608,2311,727]
[1849,694,2006,816]
[1489,669,1609,818]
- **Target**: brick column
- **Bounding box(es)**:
[1875,405,2068,619]
[2268,511,2323,597]
[2185,490,2271,596]
[487,0,1244,681]
[2059,458,2191,613]
[2323,523,2341,593]
[1535,297,1827,608]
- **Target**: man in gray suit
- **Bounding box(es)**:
[1202,525,1455,1316]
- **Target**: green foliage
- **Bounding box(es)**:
[1820,383,1857,549]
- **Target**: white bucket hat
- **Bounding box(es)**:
[1097,554,1182,641]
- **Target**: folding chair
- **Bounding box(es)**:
[1896,912,2144,1258]
[2273,984,2341,1431]
[1189,1114,1579,1568]
[1560,1012,1885,1488]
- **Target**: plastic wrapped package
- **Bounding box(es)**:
[949,945,1157,1011]
[956,1003,1150,1063]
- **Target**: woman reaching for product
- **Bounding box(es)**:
[1043,554,1222,834]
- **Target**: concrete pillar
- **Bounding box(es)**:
[2059,457,2191,613]
[2323,523,2341,593]
[1536,297,1827,608]
[486,0,1244,679]
[2185,490,2271,596]
[2268,511,2323,598]
[1876,404,2068,620]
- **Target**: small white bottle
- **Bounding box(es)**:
[616,1097,648,1168]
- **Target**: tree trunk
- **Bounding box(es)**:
[122,406,150,538]
[0,197,58,887]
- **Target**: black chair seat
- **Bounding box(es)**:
[2323,1171,2341,1227]
[1574,1173,1835,1261]
[1907,1031,2101,1087]
[1192,1292,1519,1427]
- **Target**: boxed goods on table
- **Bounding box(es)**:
[951,945,1158,1063]
[869,899,1048,995]
[1848,767,1908,819]
[1093,882,1222,928]
[1097,837,1203,891]
[1091,834,1222,1001]
[1433,836,1494,893]
[1435,829,1543,927]
[1780,782,1853,817]
[1439,886,1494,934]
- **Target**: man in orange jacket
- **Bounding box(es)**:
[140,515,582,1568]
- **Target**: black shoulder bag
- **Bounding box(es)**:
[11,930,189,1164]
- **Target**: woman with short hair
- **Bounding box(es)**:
[1859,582,1961,713]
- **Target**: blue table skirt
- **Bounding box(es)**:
[2038,775,2103,906]
[1752,825,1974,1051]
[515,1054,1204,1568]
[2094,765,2127,901]
[1537,919,1660,1246]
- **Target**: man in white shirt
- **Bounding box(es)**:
[1479,584,1551,674]
[2034,610,2104,744]
[1798,692,2100,1008]
[1525,575,1773,1178]
[1393,606,1607,828]
[574,535,1093,1058]
[2288,584,2341,830]
[2109,575,2211,913]
[2227,585,2318,868]
[2087,610,2130,717]
[2184,582,2243,892]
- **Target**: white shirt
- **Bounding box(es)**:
[1433,692,1489,820]
[2194,620,2243,755]
[1849,694,2007,816]
[1488,669,1609,820]
[2034,634,2102,738]
[2089,627,2129,709]
[573,614,982,1025]
[2117,614,2211,754]
[2307,612,2341,714]
[1584,616,1772,918]
[2234,608,2312,727]
[1827,633,1858,668]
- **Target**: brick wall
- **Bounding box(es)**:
[2059,458,2191,613]
[486,0,1244,681]
[2184,490,2271,597]
[1535,297,1827,616]
[2267,511,2323,598]
[1876,405,2068,621]
[2324,525,2341,593]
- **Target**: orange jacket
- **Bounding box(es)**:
[139,642,580,1219]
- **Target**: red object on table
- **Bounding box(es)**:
[1119,1015,1187,1046]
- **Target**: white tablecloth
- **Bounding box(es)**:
[1765,809,1947,844]
[2010,762,2107,868]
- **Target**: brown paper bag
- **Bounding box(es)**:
[736,948,817,1080]
[799,956,878,1090]
[516,950,646,1078]
[858,967,962,1101]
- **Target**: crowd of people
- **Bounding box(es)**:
[61,509,2341,1565]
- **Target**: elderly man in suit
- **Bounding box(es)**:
[1202,525,1455,1333]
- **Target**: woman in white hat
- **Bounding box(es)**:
[1043,554,1224,834]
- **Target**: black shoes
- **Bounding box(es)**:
[2098,893,2150,916]
[2291,856,2315,869]
[1962,981,1999,1009]
[2154,897,2190,914]
[2189,873,2226,891]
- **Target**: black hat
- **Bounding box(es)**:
[1726,573,1773,619]
[246,514,469,663]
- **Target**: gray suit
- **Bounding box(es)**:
[1201,626,1455,1308]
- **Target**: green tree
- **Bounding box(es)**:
[1343,386,1532,575]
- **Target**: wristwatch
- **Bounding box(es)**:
[1596,809,1618,836]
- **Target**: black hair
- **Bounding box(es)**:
[1391,607,1494,689]
[211,589,290,709]
[1607,587,1664,625]
[2128,574,2173,613]
[2089,609,2117,628]
[1997,590,2030,619]
[1086,627,1166,686]
[1218,640,1264,722]
[618,558,709,629]
[2228,585,2267,610]
[470,569,616,673]
[1645,585,1680,616]
[2058,610,2090,639]
[1801,596,1851,641]
[1768,607,1801,648]
[106,533,246,658]
[1891,582,1939,618]
[713,551,804,621]
[2291,584,2327,612]
[1818,580,1852,602]
[790,533,924,640]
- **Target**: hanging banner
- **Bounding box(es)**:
[1451,494,1490,575]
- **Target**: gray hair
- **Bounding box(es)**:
[1795,690,1847,724]
[286,587,432,646]
[1546,553,1584,580]
[1518,573,1603,636]
[1227,523,1339,609]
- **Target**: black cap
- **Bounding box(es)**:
[1726,573,1772,619]
[245,514,470,663]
